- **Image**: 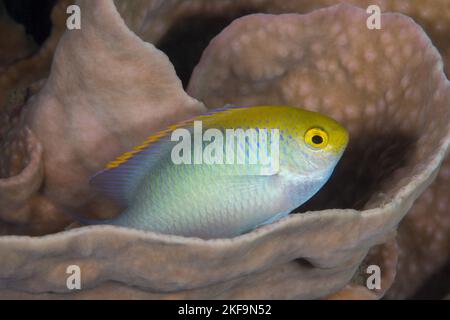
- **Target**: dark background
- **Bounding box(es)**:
[3,0,56,45]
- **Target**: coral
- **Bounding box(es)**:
[0,0,449,299]
[0,211,402,299]
[108,0,450,83]
[0,0,76,235]
[0,0,72,119]
[385,158,450,298]
[187,6,450,298]
[1,0,205,234]
[24,0,205,211]
[184,2,450,299]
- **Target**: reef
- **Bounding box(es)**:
[0,0,449,299]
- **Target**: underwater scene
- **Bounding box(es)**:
[0,0,449,301]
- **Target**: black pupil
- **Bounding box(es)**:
[312,135,323,144]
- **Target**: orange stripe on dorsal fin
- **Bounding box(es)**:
[105,105,247,169]
[106,123,189,169]
[90,105,249,205]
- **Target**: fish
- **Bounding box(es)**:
[88,105,349,239]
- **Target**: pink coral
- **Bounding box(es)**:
[25,0,205,210]
[0,1,449,299]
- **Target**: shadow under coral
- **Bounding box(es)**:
[157,7,261,88]
[298,130,417,212]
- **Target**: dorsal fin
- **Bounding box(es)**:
[90,105,247,205]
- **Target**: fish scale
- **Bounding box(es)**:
[88,105,349,239]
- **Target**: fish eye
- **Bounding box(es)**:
[312,135,323,144]
[305,128,328,149]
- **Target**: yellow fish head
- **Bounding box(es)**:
[291,108,349,171]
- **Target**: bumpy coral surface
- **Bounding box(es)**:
[111,0,450,82]
[187,4,450,298]
[0,0,449,299]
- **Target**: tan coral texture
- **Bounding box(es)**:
[0,1,449,299]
